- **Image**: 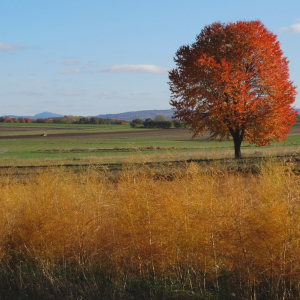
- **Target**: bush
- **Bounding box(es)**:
[114,119,126,125]
[143,120,172,129]
[154,114,167,121]
[23,118,32,123]
[36,118,52,123]
[131,118,143,124]
[78,117,90,124]
[173,120,184,128]
[90,117,98,124]
[4,116,12,123]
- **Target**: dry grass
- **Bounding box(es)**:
[1,144,299,168]
[1,159,300,299]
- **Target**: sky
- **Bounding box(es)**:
[1,0,300,116]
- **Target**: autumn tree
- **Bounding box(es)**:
[22,118,32,123]
[169,20,297,158]
[154,114,167,121]
[4,116,12,123]
[90,117,98,124]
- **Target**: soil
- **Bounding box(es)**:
[0,129,209,141]
[1,127,300,141]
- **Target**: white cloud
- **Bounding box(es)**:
[102,64,169,74]
[9,91,43,96]
[98,91,117,100]
[60,63,169,75]
[60,69,82,74]
[84,60,99,69]
[131,92,149,96]
[63,60,79,66]
[102,91,116,95]
[280,20,300,33]
[55,91,87,96]
[0,42,23,51]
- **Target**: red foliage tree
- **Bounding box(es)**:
[4,116,12,123]
[169,20,297,157]
[22,118,32,123]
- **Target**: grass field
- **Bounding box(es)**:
[1,160,300,299]
[1,123,300,166]
[0,122,135,136]
[2,123,300,299]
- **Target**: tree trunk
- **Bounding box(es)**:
[233,137,242,158]
[229,128,245,158]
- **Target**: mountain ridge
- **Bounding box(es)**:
[95,109,175,121]
[6,112,64,119]
[3,108,300,121]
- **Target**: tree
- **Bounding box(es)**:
[130,118,143,128]
[23,118,32,123]
[4,116,12,123]
[154,114,167,121]
[169,20,297,158]
[144,119,155,128]
[132,118,144,124]
[173,120,184,128]
[90,117,98,124]
[78,117,89,124]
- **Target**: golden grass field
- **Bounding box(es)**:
[1,159,300,299]
[2,124,300,298]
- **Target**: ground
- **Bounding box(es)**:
[1,123,300,300]
[1,122,300,167]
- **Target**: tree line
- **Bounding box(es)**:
[0,114,185,129]
[0,116,127,125]
[130,118,184,129]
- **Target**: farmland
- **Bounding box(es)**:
[2,123,300,299]
[1,122,300,167]
[1,159,300,299]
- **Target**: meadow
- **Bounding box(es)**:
[1,123,300,299]
[1,160,300,299]
[1,123,300,167]
[0,122,137,136]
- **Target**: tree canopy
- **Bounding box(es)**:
[169,20,297,157]
[154,114,167,121]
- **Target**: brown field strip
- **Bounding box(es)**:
[1,126,300,140]
[0,128,199,140]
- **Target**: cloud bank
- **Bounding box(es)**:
[0,42,23,51]
[280,20,300,33]
[55,90,87,96]
[60,69,82,74]
[60,64,169,75]
[102,64,169,74]
[63,60,79,66]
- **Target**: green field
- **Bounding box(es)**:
[0,122,135,136]
[1,123,300,166]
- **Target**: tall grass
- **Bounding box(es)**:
[0,160,300,299]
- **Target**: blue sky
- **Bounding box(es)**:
[1,0,300,116]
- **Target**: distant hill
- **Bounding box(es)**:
[5,112,63,119]
[96,109,175,121]
[33,112,64,118]
[7,115,33,119]
[4,108,299,121]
